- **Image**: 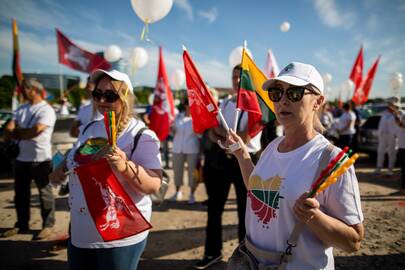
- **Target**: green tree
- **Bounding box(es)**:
[0,75,15,109]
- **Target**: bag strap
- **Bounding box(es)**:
[131,127,148,158]
[81,120,98,136]
[279,143,335,266]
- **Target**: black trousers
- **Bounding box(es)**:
[203,146,248,257]
[14,160,55,229]
[399,149,405,189]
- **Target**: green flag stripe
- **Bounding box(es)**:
[240,69,255,92]
[257,93,276,123]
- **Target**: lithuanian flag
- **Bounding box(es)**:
[237,49,275,137]
[12,18,23,87]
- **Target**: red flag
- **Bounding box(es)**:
[349,47,363,90]
[149,47,175,141]
[183,49,220,134]
[352,56,380,105]
[264,49,280,79]
[56,29,111,73]
[74,158,152,242]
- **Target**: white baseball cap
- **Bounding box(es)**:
[90,69,133,94]
[262,62,324,95]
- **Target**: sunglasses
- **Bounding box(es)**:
[92,89,120,103]
[267,86,318,102]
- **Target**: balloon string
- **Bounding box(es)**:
[140,19,149,40]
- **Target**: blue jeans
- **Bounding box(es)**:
[68,238,147,270]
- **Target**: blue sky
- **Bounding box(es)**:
[0,0,404,100]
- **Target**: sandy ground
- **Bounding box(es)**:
[0,154,404,270]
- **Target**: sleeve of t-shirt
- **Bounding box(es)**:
[323,165,364,225]
[36,106,56,127]
[131,129,162,170]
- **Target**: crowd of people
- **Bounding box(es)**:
[0,61,404,270]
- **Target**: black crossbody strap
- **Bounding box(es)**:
[81,120,98,136]
[131,127,148,158]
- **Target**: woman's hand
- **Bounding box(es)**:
[220,129,249,160]
[293,192,320,224]
[105,146,128,173]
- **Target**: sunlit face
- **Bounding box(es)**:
[23,85,37,101]
[93,77,122,115]
[272,81,323,129]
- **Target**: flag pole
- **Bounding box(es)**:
[59,64,64,99]
[233,40,247,131]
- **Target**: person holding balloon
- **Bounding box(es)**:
[49,69,162,270]
[222,62,364,269]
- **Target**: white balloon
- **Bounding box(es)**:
[171,69,185,89]
[131,0,173,24]
[390,72,403,90]
[322,73,333,84]
[229,46,253,68]
[280,21,291,32]
[105,45,122,62]
[343,80,354,92]
[130,47,148,69]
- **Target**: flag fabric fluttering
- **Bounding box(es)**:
[183,49,220,134]
[349,47,364,91]
[12,19,24,110]
[237,49,276,137]
[264,49,280,79]
[149,47,176,141]
[352,56,380,105]
[56,29,111,73]
[74,158,152,242]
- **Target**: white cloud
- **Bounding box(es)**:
[313,0,355,28]
[367,14,380,32]
[0,0,69,30]
[174,0,193,21]
[198,8,218,23]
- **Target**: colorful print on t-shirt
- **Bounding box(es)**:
[74,137,109,165]
[248,174,284,227]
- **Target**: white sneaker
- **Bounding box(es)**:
[188,194,196,204]
[169,191,182,202]
[387,169,394,176]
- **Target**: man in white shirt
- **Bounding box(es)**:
[3,78,56,240]
[337,102,356,149]
[375,97,399,175]
[392,102,405,193]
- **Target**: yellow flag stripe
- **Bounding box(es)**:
[241,49,275,112]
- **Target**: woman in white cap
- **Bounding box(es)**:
[50,69,162,270]
[224,62,364,269]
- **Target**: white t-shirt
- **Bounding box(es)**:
[13,101,56,162]
[66,118,161,248]
[172,112,200,154]
[76,103,103,126]
[220,97,262,153]
[397,112,405,149]
[338,111,356,135]
[246,134,363,269]
[378,110,398,136]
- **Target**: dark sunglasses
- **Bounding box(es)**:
[267,86,318,102]
[92,89,120,103]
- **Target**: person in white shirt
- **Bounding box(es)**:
[195,65,262,269]
[69,77,103,138]
[223,62,364,270]
[337,102,357,149]
[392,103,405,193]
[375,97,399,175]
[3,78,56,240]
[49,69,162,270]
[169,99,200,204]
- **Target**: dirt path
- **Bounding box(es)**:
[0,155,404,270]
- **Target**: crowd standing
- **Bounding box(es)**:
[0,63,403,270]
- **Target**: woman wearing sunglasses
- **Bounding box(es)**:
[50,69,162,270]
[224,62,364,269]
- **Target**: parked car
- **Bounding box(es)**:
[358,115,381,159]
[52,114,77,154]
